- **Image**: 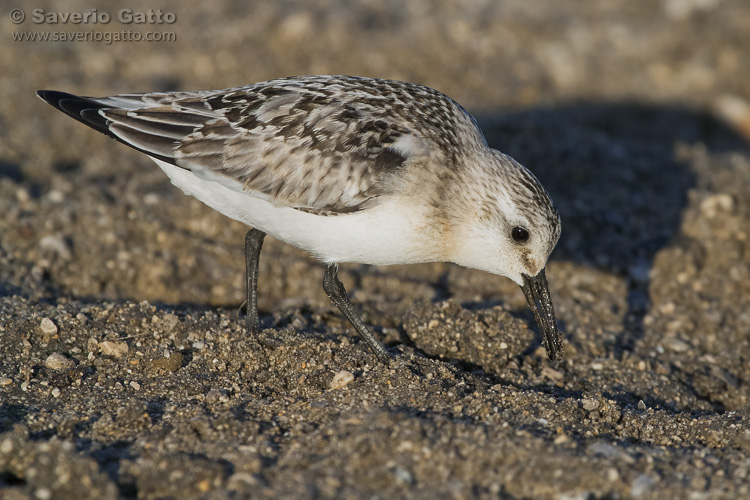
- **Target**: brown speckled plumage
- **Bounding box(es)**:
[74,76,490,214]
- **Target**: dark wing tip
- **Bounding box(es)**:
[36,89,178,165]
[37,89,68,107]
[37,89,75,109]
[37,89,115,139]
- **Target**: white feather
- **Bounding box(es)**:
[151,158,445,265]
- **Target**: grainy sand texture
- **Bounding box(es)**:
[1,1,750,498]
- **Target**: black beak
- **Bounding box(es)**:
[520,269,563,361]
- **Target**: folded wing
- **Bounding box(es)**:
[37,77,435,213]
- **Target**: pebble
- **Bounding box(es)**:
[588,442,620,458]
[163,313,180,331]
[713,94,750,139]
[659,302,676,315]
[38,234,72,260]
[40,318,58,335]
[393,466,414,485]
[205,389,222,403]
[542,366,564,381]
[51,387,61,398]
[44,352,75,370]
[631,474,657,498]
[99,340,129,358]
[148,352,183,372]
[0,438,12,453]
[330,370,355,389]
[581,398,600,411]
[0,377,12,387]
[35,487,52,500]
[699,193,734,218]
[607,468,620,482]
[228,472,259,488]
[553,434,569,444]
[665,337,690,352]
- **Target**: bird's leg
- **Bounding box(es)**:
[245,228,266,334]
[322,263,391,363]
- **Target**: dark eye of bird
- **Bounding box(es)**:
[511,226,530,243]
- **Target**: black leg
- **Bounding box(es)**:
[322,263,391,363]
[245,228,266,334]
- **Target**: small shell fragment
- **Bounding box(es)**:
[330,370,355,389]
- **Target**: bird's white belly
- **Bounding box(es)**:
[152,159,442,265]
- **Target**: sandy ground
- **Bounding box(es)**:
[2,1,750,498]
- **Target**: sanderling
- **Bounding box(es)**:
[37,75,563,363]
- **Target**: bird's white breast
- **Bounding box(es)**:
[151,158,444,266]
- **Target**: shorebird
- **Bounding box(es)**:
[37,75,563,363]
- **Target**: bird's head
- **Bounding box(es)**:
[447,150,563,359]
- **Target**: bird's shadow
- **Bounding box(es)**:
[477,101,749,357]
